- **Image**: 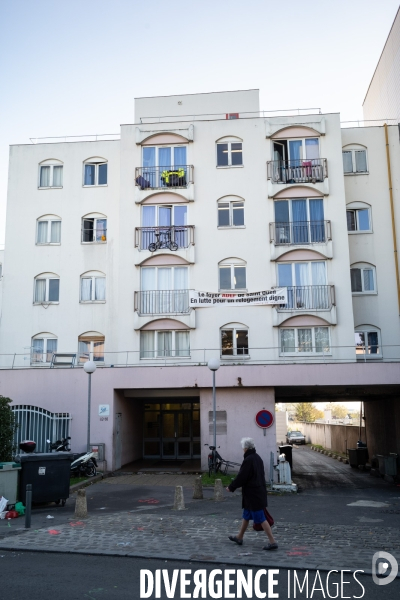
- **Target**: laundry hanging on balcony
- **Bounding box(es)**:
[189,288,287,307]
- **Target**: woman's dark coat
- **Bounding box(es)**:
[228,447,268,510]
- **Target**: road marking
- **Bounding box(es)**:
[347,500,389,507]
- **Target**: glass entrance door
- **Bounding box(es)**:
[162,411,191,459]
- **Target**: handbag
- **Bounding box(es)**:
[252,508,274,531]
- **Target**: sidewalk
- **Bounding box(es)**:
[1,474,400,574]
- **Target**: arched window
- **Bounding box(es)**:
[346,202,371,233]
[34,273,60,304]
[78,332,105,363]
[342,144,368,174]
[38,159,63,188]
[220,322,248,356]
[355,325,381,357]
[217,196,244,228]
[216,136,243,167]
[280,325,330,354]
[81,213,107,243]
[83,157,108,186]
[80,271,106,302]
[218,257,246,291]
[31,333,58,364]
[140,320,190,359]
[36,215,61,244]
[350,263,376,294]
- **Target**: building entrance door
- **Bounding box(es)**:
[162,411,191,459]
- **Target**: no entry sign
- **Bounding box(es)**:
[255,410,274,429]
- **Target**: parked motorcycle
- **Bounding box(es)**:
[47,438,97,477]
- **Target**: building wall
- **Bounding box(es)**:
[294,422,361,454]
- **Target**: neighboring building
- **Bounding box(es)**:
[0,90,399,470]
[363,6,400,123]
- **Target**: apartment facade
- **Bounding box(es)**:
[1,90,399,469]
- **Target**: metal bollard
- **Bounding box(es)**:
[25,484,32,528]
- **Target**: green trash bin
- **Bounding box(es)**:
[0,462,21,507]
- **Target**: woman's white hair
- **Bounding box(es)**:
[241,437,255,450]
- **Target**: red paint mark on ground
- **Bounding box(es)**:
[69,521,85,527]
[48,529,61,535]
[138,499,160,504]
[137,527,145,531]
[287,551,311,556]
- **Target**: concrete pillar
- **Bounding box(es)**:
[172,485,185,510]
[74,489,88,519]
[192,477,203,499]
[214,479,224,502]
[365,399,400,458]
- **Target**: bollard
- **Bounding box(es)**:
[172,485,185,510]
[192,477,203,500]
[25,484,32,528]
[213,479,224,502]
[74,488,88,519]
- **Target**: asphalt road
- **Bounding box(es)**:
[1,551,399,600]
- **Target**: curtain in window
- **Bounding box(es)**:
[157,331,172,357]
[174,147,186,167]
[298,328,312,352]
[159,206,171,226]
[48,279,59,302]
[175,331,190,357]
[294,263,310,308]
[351,269,362,292]
[174,205,187,225]
[98,164,107,185]
[84,164,95,185]
[51,221,61,243]
[143,147,156,187]
[311,262,327,308]
[292,200,308,243]
[52,166,63,187]
[278,264,293,307]
[78,340,90,362]
[174,205,188,247]
[32,338,44,363]
[342,151,353,173]
[37,221,48,244]
[363,269,374,291]
[40,166,50,187]
[140,331,154,358]
[281,329,295,353]
[141,268,156,314]
[159,147,171,187]
[95,277,106,300]
[289,140,302,166]
[305,138,319,160]
[309,199,325,242]
[142,206,156,248]
[158,268,172,312]
[174,267,188,312]
[219,267,232,290]
[81,278,92,301]
[274,201,290,243]
[93,340,104,361]
[35,279,46,303]
[368,331,379,354]
[315,327,330,352]
[46,339,57,362]
[355,150,367,172]
[234,266,246,289]
[95,219,107,242]
[357,209,370,231]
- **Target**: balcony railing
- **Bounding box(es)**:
[267,158,328,184]
[269,221,331,245]
[278,285,335,310]
[134,290,190,315]
[135,165,194,190]
[135,225,195,251]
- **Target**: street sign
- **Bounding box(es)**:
[255,410,274,429]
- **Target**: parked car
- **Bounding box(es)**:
[286,431,306,445]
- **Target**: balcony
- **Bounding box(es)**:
[267,158,329,197]
[135,225,195,251]
[274,285,336,326]
[134,290,190,316]
[270,221,331,245]
[135,165,194,191]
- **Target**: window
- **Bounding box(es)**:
[342,148,368,174]
[31,335,57,364]
[216,141,243,166]
[82,216,107,242]
[83,158,108,186]
[141,205,187,248]
[355,329,380,356]
[78,334,105,363]
[346,207,371,232]
[36,216,61,244]
[219,261,246,290]
[277,261,329,309]
[140,266,189,313]
[34,274,60,303]
[350,265,376,293]
[218,199,244,227]
[38,160,63,188]
[280,327,330,354]
[140,330,190,358]
[80,272,106,302]
[273,137,320,164]
[274,198,325,243]
[221,325,249,356]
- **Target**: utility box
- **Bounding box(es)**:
[0,462,21,506]
[279,445,293,470]
[16,452,73,505]
[90,443,105,462]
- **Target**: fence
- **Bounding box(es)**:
[11,405,71,453]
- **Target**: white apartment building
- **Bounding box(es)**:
[1,90,399,470]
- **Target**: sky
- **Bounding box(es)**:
[0,0,399,245]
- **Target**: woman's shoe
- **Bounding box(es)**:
[228,536,243,546]
[263,543,278,551]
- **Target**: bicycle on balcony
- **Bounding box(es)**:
[148,229,179,252]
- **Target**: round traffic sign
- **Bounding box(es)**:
[255,410,274,429]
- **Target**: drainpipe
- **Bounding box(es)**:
[384,123,400,314]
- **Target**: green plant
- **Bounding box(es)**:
[201,472,236,486]
[0,396,17,462]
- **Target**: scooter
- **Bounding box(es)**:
[48,437,71,452]
[47,438,97,477]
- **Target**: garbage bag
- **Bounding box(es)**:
[5,510,18,519]
[15,502,25,515]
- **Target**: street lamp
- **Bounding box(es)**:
[84,360,97,453]
[207,358,220,463]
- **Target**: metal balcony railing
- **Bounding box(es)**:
[135,225,195,250]
[81,228,107,243]
[135,165,194,190]
[278,285,335,310]
[267,158,328,184]
[134,290,190,315]
[269,221,331,245]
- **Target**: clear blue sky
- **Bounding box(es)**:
[0,0,398,244]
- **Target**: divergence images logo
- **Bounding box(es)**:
[372,551,398,586]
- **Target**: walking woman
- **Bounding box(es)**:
[226,437,278,551]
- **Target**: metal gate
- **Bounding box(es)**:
[11,405,71,453]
